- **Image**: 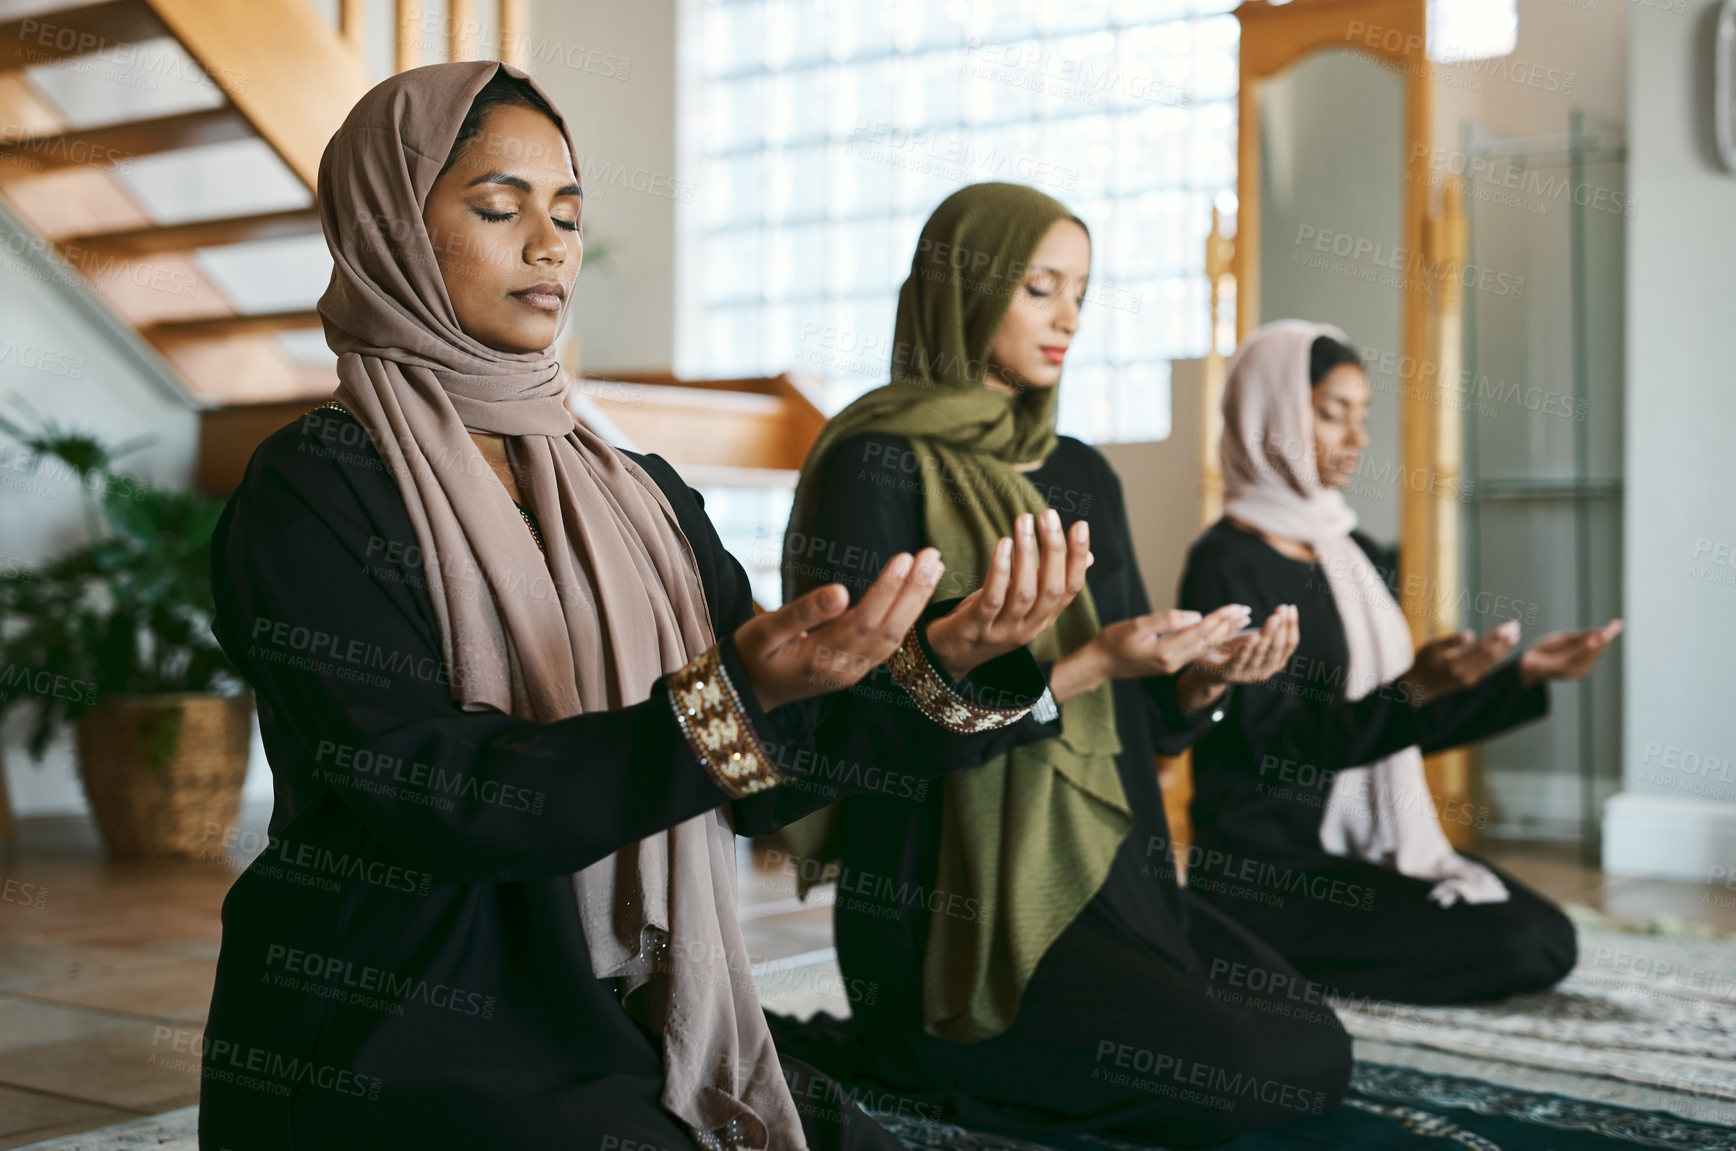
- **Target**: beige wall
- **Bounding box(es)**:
[1095,359,1211,614]
[527,0,680,375]
[1605,0,1736,877]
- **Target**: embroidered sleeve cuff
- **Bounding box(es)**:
[886,624,1040,734]
[667,643,785,799]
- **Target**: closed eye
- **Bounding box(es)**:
[473,207,580,233]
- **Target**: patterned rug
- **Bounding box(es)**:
[869,1063,1736,1149]
[1332,910,1736,1129]
[18,913,1735,1150]
[19,1067,1735,1151]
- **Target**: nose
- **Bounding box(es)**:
[525,214,572,269]
[1056,292,1081,336]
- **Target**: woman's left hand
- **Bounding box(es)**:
[1517,619,1623,688]
[1190,604,1299,685]
[923,509,1092,681]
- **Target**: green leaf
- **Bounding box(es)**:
[0,404,240,761]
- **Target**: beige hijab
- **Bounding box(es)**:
[317,61,805,1146]
[1221,320,1507,908]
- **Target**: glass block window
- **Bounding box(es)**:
[679,0,1241,444]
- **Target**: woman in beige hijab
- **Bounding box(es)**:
[1180,320,1620,1004]
[201,63,1079,1151]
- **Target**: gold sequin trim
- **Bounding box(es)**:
[668,645,784,799]
[886,626,1038,734]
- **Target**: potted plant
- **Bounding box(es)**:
[0,403,250,860]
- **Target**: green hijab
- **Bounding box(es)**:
[782,182,1129,1043]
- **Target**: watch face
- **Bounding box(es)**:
[1722,0,1736,171]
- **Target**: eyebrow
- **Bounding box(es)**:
[465,170,584,199]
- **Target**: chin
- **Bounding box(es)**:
[1022,363,1063,389]
[481,322,558,355]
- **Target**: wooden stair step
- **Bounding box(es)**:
[0,106,252,175]
[0,1,165,72]
[63,206,321,253]
[144,308,321,340]
[592,382,789,414]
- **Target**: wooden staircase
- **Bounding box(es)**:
[0,0,377,404]
[1,0,827,491]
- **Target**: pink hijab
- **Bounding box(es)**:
[1221,320,1508,907]
[317,61,806,1145]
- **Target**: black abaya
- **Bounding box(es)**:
[197,406,1056,1151]
[1179,517,1574,1004]
[775,433,1576,1143]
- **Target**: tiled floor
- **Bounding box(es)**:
[0,807,1729,1149]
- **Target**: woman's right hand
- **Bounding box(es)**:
[1400,620,1521,705]
[1051,604,1253,703]
[733,548,946,712]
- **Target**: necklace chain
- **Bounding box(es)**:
[312,399,545,555]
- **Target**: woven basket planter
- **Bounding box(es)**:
[75,693,253,861]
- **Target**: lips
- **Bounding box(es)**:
[511,282,566,312]
[1040,345,1068,365]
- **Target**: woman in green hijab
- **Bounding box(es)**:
[772,182,1438,1143]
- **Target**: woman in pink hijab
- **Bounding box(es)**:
[1178,319,1621,1004]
